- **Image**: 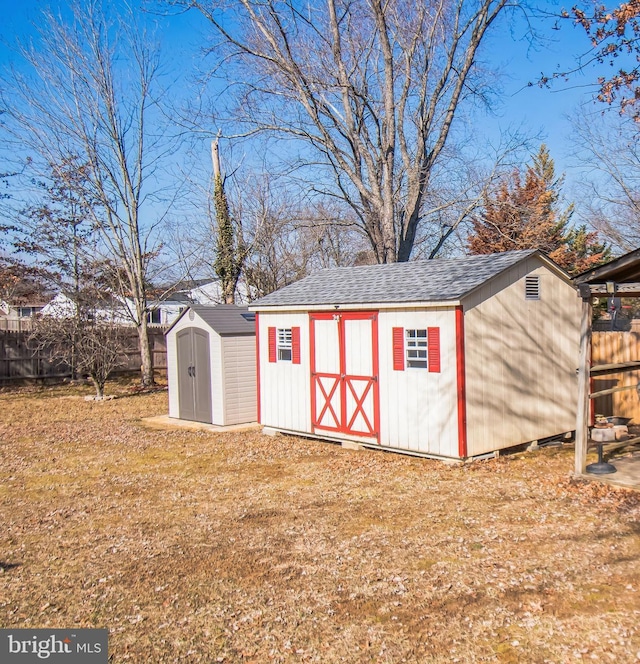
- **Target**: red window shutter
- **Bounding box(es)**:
[268,327,277,363]
[428,327,441,373]
[392,327,404,371]
[291,326,301,364]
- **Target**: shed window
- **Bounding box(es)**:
[406,329,428,368]
[393,326,440,373]
[268,326,300,363]
[278,328,292,361]
[525,276,540,300]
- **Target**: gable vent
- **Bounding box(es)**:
[525,275,540,300]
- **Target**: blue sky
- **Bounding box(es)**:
[0,1,623,214]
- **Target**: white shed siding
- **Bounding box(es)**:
[209,331,224,425]
[259,312,311,433]
[221,335,257,425]
[463,258,580,456]
[378,308,459,456]
[167,329,180,419]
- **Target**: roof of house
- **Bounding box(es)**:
[167,304,256,336]
[148,296,193,307]
[251,249,554,308]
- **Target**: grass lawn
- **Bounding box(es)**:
[2,381,640,663]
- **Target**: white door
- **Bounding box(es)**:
[310,312,379,440]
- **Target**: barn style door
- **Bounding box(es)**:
[177,328,212,423]
[310,312,380,440]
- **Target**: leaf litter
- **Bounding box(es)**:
[2,382,640,662]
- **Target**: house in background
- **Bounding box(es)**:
[0,298,50,320]
[41,291,191,327]
[41,291,131,324]
[250,249,581,461]
[0,275,54,329]
[146,293,193,326]
[168,278,250,306]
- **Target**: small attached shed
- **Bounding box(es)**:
[250,250,581,460]
[572,248,640,476]
[166,304,256,426]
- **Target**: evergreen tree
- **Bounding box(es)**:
[467,145,610,274]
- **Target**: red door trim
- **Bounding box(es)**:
[371,315,380,440]
[309,314,317,429]
[338,314,347,430]
[456,306,468,458]
[309,311,380,441]
[315,374,341,430]
[345,376,375,434]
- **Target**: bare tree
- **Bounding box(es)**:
[571,109,640,252]
[30,314,128,399]
[236,176,312,298]
[2,0,173,386]
[6,158,100,302]
[298,201,366,270]
[234,173,366,297]
[180,0,515,263]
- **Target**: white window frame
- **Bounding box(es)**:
[147,308,162,325]
[277,328,292,361]
[406,329,428,369]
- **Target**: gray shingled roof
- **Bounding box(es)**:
[251,250,543,308]
[170,304,255,336]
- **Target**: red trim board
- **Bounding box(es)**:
[456,306,468,458]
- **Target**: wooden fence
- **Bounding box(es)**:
[5,319,640,422]
[0,327,168,383]
[0,318,34,332]
[592,320,640,422]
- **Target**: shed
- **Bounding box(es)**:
[250,250,581,460]
[166,304,256,426]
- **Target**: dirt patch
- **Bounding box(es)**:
[2,382,640,662]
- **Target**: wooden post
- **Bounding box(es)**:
[575,285,592,476]
[211,137,221,181]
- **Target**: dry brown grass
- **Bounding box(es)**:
[2,381,640,662]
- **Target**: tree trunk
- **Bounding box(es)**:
[89,374,104,398]
[138,316,154,387]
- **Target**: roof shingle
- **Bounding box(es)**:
[251,250,541,308]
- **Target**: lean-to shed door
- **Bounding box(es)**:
[310,312,379,440]
[177,327,212,423]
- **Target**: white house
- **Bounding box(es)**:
[165,304,256,426]
[146,297,191,326]
[188,279,250,306]
[250,250,581,460]
[41,292,131,324]
[42,291,189,327]
[1,294,52,320]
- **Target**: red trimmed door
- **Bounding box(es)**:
[310,312,380,441]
